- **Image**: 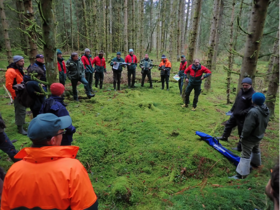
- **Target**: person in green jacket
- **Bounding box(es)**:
[139,54,153,88]
[110,52,125,91]
[66,52,95,101]
[232,92,270,179]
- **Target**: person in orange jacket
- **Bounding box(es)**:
[5,55,27,135]
[158,55,172,90]
[1,113,98,210]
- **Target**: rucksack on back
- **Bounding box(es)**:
[13,83,34,108]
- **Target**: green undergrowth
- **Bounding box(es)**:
[0,53,278,210]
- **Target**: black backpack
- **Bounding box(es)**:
[13,82,34,108]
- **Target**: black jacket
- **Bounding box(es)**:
[231,87,255,119]
[26,80,45,111]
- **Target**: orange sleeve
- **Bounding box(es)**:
[5,69,16,99]
[166,61,172,68]
[159,61,163,67]
[69,161,97,209]
[1,174,10,210]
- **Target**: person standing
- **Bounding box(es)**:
[182,59,211,111]
[57,49,67,85]
[31,54,47,91]
[178,55,188,96]
[110,52,125,91]
[140,54,153,88]
[158,55,172,90]
[66,52,95,101]
[125,49,138,88]
[81,48,94,92]
[5,55,27,135]
[217,78,255,151]
[92,51,106,89]
[232,92,269,179]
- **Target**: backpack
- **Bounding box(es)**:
[41,97,57,114]
[13,82,34,108]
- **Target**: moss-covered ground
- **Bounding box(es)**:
[0,52,278,210]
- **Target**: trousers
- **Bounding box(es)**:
[71,77,90,100]
[13,97,26,126]
[95,72,104,89]
[85,72,93,92]
[127,69,136,87]
[184,83,201,108]
[141,71,152,87]
[113,71,122,90]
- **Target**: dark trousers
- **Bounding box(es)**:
[71,77,90,100]
[31,109,40,118]
[0,132,18,159]
[95,72,104,89]
[59,71,66,85]
[141,71,152,87]
[13,97,26,126]
[127,70,136,87]
[241,139,260,159]
[184,83,201,108]
[113,71,122,90]
[161,75,169,89]
[85,72,93,92]
[178,78,184,94]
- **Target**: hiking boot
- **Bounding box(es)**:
[217,136,228,141]
[87,94,95,99]
[17,125,27,135]
[192,107,196,111]
[229,174,244,179]
[181,104,188,108]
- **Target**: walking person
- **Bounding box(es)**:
[178,55,188,96]
[110,52,125,91]
[125,49,138,88]
[140,54,153,88]
[158,55,172,90]
[92,51,106,89]
[57,49,67,85]
[81,48,94,92]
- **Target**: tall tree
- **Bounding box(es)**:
[266,31,279,118]
[237,0,270,90]
[0,0,13,64]
[168,0,177,61]
[204,0,221,91]
[16,0,29,55]
[139,0,144,59]
[180,0,185,55]
[82,0,89,47]
[92,0,98,53]
[184,0,190,45]
[124,0,128,52]
[160,0,166,55]
[63,4,69,52]
[70,0,73,51]
[176,0,182,61]
[149,0,153,52]
[156,0,161,60]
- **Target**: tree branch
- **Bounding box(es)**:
[258,53,273,59]
[237,17,252,35]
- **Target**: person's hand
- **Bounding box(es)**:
[201,76,204,80]
[41,84,45,87]
[128,64,131,66]
[185,78,189,82]
[113,62,116,65]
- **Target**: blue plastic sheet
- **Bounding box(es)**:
[196,131,240,166]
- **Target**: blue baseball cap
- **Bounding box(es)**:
[28,113,72,141]
[117,52,121,55]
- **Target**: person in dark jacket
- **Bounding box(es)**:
[158,55,172,90]
[265,164,279,209]
[182,59,211,110]
[81,48,94,92]
[57,49,67,85]
[140,54,154,88]
[110,52,125,91]
[178,55,188,96]
[231,92,269,179]
[66,52,95,101]
[217,77,255,151]
[31,54,47,91]
[26,66,45,118]
[92,50,106,89]
[0,113,19,162]
[39,83,76,145]
[125,49,138,88]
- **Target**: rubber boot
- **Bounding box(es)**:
[17,125,27,135]
[113,82,116,90]
[100,81,103,89]
[251,153,261,167]
[87,94,95,99]
[236,158,251,177]
[217,136,228,141]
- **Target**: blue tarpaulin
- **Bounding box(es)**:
[196,131,240,166]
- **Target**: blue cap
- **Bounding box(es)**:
[28,113,72,141]
[252,92,266,105]
[129,49,134,53]
[161,54,166,59]
[36,54,44,59]
[13,55,24,63]
[117,52,121,55]
[242,77,252,85]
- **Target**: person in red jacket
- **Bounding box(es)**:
[178,55,188,96]
[92,51,106,89]
[182,59,211,111]
[81,48,94,92]
[57,49,67,85]
[125,49,138,88]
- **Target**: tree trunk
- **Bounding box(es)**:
[149,0,153,52]
[39,0,57,87]
[70,0,73,51]
[265,33,278,86]
[237,0,270,90]
[132,0,136,51]
[176,0,182,61]
[92,0,97,53]
[0,0,12,64]
[124,0,128,52]
[180,0,185,55]
[139,0,144,59]
[160,0,166,55]
[109,0,112,55]
[16,0,29,55]
[168,0,177,61]
[184,0,190,45]
[266,31,279,118]
[105,0,109,60]
[204,0,221,91]
[23,0,38,64]
[63,4,69,52]
[82,0,89,47]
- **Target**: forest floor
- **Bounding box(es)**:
[0,51,278,210]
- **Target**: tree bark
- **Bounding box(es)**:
[184,0,190,45]
[160,0,166,55]
[70,0,73,51]
[168,0,177,61]
[156,0,161,60]
[39,0,57,87]
[237,0,270,90]
[0,0,12,64]
[204,0,221,91]
[63,4,69,52]
[82,0,89,47]
[139,0,144,59]
[176,0,182,61]
[266,31,279,118]
[16,0,29,55]
[92,0,97,53]
[149,0,153,52]
[124,0,128,52]
[180,0,185,55]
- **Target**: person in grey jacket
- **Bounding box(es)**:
[232,92,270,179]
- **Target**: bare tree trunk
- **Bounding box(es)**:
[132,0,136,51]
[82,0,89,47]
[156,0,161,60]
[149,0,153,52]
[266,31,279,118]
[16,0,29,55]
[63,4,69,52]
[124,0,128,52]
[176,0,182,61]
[70,0,73,51]
[139,0,144,59]
[23,0,38,64]
[168,0,177,61]
[180,0,185,55]
[0,0,12,64]
[106,0,109,60]
[184,0,190,45]
[160,0,166,55]
[92,0,97,53]
[109,0,112,55]
[39,0,57,86]
[194,16,201,56]
[204,0,221,91]
[237,0,270,90]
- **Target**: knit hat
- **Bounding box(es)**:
[117,52,121,55]
[13,55,24,63]
[129,49,134,53]
[99,50,104,54]
[242,77,252,85]
[252,92,266,105]
[85,48,90,53]
[161,54,166,59]
[50,83,65,96]
[57,49,62,55]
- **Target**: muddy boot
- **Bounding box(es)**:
[17,125,27,135]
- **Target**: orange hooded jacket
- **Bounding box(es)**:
[5,66,24,99]
[1,146,97,210]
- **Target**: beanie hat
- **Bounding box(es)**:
[161,54,166,59]
[13,55,24,63]
[57,49,62,55]
[129,49,134,53]
[242,77,252,85]
[85,48,90,53]
[252,92,266,106]
[50,83,65,96]
[117,52,121,55]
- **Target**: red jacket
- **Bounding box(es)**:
[125,54,138,64]
[91,56,106,68]
[81,55,93,69]
[57,60,66,73]
[179,61,188,71]
[184,64,211,78]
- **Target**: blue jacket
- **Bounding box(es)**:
[39,95,76,145]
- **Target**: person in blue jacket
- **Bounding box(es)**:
[39,83,76,145]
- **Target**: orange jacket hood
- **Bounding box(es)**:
[159,59,171,68]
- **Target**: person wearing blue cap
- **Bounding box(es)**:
[125,49,138,88]
[30,54,47,91]
[110,52,125,90]
[217,77,255,151]
[231,92,270,179]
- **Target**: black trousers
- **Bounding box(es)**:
[127,69,136,87]
[95,72,104,89]
[161,75,169,89]
[184,83,201,108]
[113,71,122,90]
[141,70,152,87]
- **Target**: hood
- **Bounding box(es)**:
[256,104,270,117]
[14,146,79,163]
[84,54,92,58]
[7,62,24,76]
